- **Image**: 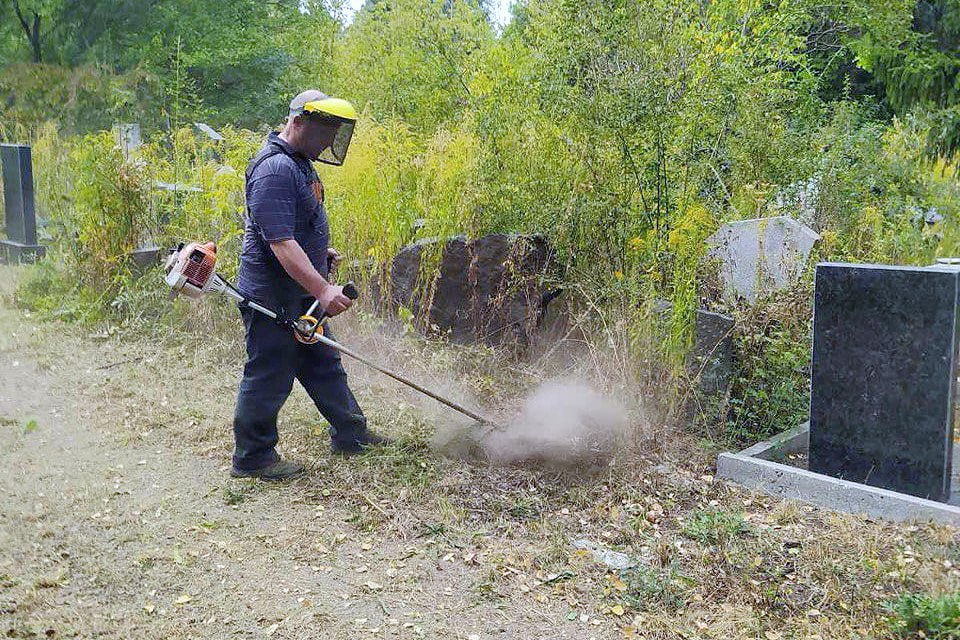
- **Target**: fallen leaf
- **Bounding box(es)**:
[174,595,192,605]
[611,604,625,616]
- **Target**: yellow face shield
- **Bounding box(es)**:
[302,98,358,166]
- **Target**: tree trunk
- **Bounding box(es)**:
[11,0,42,63]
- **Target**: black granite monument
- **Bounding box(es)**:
[809,263,959,502]
[1,143,45,263]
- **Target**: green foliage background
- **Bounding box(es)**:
[3,0,960,443]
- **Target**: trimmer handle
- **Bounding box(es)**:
[341,281,359,301]
[296,281,361,345]
[319,281,359,322]
[307,280,360,323]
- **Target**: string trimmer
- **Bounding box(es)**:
[164,241,503,430]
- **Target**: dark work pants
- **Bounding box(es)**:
[232,296,367,471]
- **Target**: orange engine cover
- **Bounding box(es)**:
[180,242,218,289]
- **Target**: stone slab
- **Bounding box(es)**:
[707,216,818,303]
[388,234,554,350]
[0,239,45,264]
[717,450,960,526]
[740,422,809,460]
[809,263,958,502]
[692,309,735,396]
[130,245,164,273]
[194,122,224,141]
[114,123,141,158]
[1,143,38,245]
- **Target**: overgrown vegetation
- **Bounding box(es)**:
[4,0,960,443]
[886,592,960,639]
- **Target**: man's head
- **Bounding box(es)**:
[281,90,357,165]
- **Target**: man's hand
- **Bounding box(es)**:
[316,282,353,317]
[270,239,354,317]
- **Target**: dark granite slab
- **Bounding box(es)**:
[1,144,37,245]
[809,263,959,502]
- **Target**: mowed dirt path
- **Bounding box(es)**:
[0,270,597,640]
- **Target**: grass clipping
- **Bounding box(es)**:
[433,380,629,469]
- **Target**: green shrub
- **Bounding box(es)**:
[682,509,749,545]
[886,592,960,639]
[16,259,107,324]
[723,283,813,446]
[616,565,689,612]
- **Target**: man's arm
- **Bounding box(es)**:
[270,239,353,316]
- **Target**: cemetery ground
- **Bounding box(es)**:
[0,265,958,640]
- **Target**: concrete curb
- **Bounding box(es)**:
[717,427,960,526]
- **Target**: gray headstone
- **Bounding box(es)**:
[708,216,818,303]
[809,263,958,502]
[693,310,735,396]
[114,123,141,158]
[154,181,202,193]
[0,143,44,263]
[653,302,736,397]
[130,245,164,274]
[194,122,224,141]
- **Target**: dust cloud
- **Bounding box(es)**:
[433,380,630,468]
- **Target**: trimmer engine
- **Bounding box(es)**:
[164,242,220,298]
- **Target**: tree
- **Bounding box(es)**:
[334,0,493,131]
[9,0,59,62]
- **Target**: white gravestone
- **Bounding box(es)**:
[114,123,141,158]
[707,216,819,303]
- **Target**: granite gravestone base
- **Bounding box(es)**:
[809,263,959,503]
[1,144,45,263]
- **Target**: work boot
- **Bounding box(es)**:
[230,459,305,481]
[331,431,394,456]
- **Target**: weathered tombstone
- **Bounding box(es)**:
[130,245,164,274]
[154,180,202,193]
[692,310,735,396]
[809,263,958,502]
[708,216,818,303]
[194,122,224,141]
[471,234,552,346]
[114,123,141,158]
[388,234,554,350]
[0,144,44,263]
[653,302,736,397]
[427,236,474,342]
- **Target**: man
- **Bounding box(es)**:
[231,90,388,481]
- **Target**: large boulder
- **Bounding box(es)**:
[387,233,555,350]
